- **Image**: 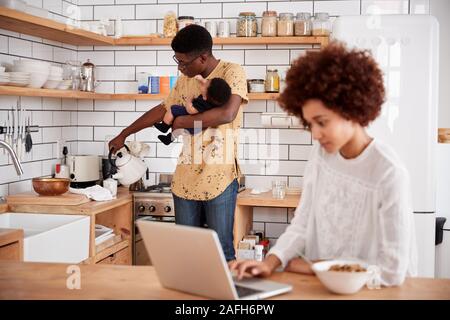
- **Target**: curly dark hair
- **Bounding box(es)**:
[207,78,232,107]
[278,41,385,127]
[171,24,213,56]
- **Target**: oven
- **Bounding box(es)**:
[133,190,175,265]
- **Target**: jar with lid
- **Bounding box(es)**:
[178,16,195,30]
[312,12,331,36]
[237,12,257,37]
[247,79,265,93]
[277,13,294,36]
[261,11,277,37]
[295,12,312,36]
[265,69,280,93]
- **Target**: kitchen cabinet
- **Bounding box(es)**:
[0,228,23,261]
[6,188,133,266]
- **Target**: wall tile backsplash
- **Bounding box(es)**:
[0,0,435,242]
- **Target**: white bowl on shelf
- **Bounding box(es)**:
[43,79,62,89]
[27,72,49,88]
[312,259,371,295]
[56,80,72,90]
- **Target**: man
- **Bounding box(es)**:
[109,25,248,261]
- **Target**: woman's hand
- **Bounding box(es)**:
[285,257,314,275]
[229,255,281,280]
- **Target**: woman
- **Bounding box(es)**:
[230,41,418,286]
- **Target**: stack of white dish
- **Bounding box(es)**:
[13,59,50,88]
[43,65,63,89]
[56,79,72,90]
[7,72,31,87]
[0,67,9,85]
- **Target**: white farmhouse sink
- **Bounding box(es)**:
[0,213,90,263]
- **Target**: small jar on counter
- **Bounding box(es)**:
[295,12,312,36]
[265,69,280,93]
[261,11,277,37]
[237,12,257,37]
[312,12,331,36]
[277,13,294,36]
[178,16,195,30]
[247,79,265,93]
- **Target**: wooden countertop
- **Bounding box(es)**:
[5,187,132,216]
[237,189,300,208]
[0,203,8,213]
[0,228,23,247]
[1,261,449,300]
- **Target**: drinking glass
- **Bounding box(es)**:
[272,180,286,199]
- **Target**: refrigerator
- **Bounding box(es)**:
[332,15,440,277]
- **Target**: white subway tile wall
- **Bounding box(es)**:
[0,0,430,243]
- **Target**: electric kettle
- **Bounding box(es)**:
[108,145,147,187]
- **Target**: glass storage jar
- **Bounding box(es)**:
[247,79,265,93]
[261,11,277,37]
[277,13,294,36]
[237,12,257,37]
[178,16,195,30]
[265,69,280,93]
[312,12,331,36]
[295,12,312,36]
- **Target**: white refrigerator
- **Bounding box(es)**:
[332,15,440,277]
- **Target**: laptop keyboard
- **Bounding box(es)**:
[235,285,264,298]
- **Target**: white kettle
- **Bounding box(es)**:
[108,145,147,186]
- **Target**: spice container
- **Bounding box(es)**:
[265,69,280,93]
[237,12,257,37]
[312,12,331,36]
[163,11,178,38]
[178,16,195,30]
[218,20,230,37]
[205,21,217,37]
[261,11,277,37]
[277,13,294,36]
[295,12,312,36]
[247,79,265,93]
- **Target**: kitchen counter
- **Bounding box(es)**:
[6,187,132,216]
[0,261,449,299]
[0,229,23,261]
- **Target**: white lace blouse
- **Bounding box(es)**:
[268,139,418,286]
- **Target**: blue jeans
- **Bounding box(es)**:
[173,179,238,261]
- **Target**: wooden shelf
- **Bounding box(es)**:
[0,7,114,46]
[0,7,328,47]
[115,35,329,46]
[93,239,129,263]
[0,86,279,100]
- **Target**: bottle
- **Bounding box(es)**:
[237,12,257,37]
[265,69,280,93]
[254,245,264,261]
[295,12,312,36]
[277,13,294,36]
[262,11,277,37]
[178,16,195,30]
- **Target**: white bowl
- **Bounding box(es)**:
[43,79,62,89]
[312,259,371,295]
[28,72,49,88]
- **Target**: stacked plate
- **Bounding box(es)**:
[43,65,63,89]
[7,72,30,87]
[0,71,9,85]
[56,79,72,90]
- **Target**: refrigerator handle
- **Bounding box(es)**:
[436,217,447,245]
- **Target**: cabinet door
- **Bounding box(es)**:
[97,246,131,265]
[135,238,151,265]
[0,242,22,261]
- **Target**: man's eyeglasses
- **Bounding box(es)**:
[173,55,200,69]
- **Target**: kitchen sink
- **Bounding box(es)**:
[0,212,90,263]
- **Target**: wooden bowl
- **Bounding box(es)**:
[32,178,70,196]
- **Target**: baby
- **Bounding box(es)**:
[154,75,232,145]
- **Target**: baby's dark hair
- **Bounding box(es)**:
[206,78,232,107]
[278,41,385,127]
[171,24,213,57]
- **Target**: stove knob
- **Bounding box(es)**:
[149,205,156,212]
[164,206,172,213]
[137,205,146,213]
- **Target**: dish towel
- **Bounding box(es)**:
[69,185,114,201]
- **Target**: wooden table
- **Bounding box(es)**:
[234,189,301,248]
[1,261,449,300]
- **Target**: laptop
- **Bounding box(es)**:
[136,220,293,300]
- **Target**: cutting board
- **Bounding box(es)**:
[6,192,90,206]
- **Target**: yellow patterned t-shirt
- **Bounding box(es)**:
[163,60,248,200]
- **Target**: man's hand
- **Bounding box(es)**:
[108,134,126,154]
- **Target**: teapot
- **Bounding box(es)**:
[108,145,147,186]
[80,59,100,92]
